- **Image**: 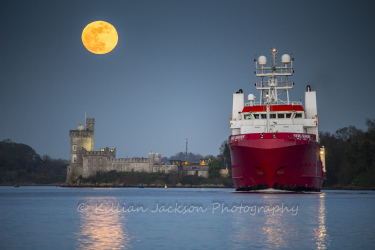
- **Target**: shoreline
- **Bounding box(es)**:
[2,183,374,190]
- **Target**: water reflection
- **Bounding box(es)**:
[260,194,296,248]
[229,192,329,249]
[76,198,132,249]
[316,193,328,249]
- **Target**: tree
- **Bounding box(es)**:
[208,159,221,178]
[220,140,232,170]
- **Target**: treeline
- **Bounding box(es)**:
[320,119,375,188]
[76,170,233,187]
[0,139,67,184]
[167,152,216,162]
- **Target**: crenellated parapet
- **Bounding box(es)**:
[83,147,116,158]
[108,158,149,163]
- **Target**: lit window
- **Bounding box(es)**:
[244,114,252,120]
[278,113,285,119]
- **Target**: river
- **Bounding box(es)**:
[0,186,374,249]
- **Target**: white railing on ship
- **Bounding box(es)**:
[245,101,302,106]
[255,81,294,88]
[255,67,293,75]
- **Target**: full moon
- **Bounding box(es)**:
[82,21,118,54]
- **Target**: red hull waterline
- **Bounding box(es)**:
[229,132,326,192]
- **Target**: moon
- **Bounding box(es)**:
[82,21,118,54]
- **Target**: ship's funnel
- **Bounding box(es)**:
[232,91,244,118]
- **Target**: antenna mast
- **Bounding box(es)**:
[254,48,294,132]
[185,138,188,161]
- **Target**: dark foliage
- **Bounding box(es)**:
[208,159,221,178]
[0,139,68,184]
[320,118,375,187]
[169,151,214,162]
[219,140,232,176]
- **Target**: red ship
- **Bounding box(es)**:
[229,49,326,192]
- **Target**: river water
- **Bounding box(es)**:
[0,186,374,249]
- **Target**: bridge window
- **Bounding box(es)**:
[244,114,252,120]
[295,113,303,118]
[270,114,276,119]
[261,114,267,119]
[286,113,292,118]
[278,113,285,118]
[254,114,260,119]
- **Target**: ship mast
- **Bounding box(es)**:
[254,48,295,132]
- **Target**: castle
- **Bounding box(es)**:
[66,118,178,184]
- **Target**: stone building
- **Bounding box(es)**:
[66,118,178,184]
[182,165,209,178]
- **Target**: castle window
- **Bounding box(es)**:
[68,168,71,173]
[73,145,77,151]
[73,154,77,163]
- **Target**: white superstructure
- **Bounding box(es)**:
[230,48,319,141]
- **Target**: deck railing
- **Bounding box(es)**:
[245,101,302,107]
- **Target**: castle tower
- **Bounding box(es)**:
[66,118,95,183]
[86,118,95,132]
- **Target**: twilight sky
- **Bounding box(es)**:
[1,0,374,159]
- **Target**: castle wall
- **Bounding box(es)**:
[152,165,178,174]
[81,150,176,178]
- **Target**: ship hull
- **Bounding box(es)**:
[229,133,326,192]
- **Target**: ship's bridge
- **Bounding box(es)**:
[231,101,318,137]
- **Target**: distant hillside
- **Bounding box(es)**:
[0,139,67,185]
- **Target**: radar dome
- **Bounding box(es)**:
[258,56,267,65]
[248,94,256,101]
[281,54,291,64]
[77,124,85,131]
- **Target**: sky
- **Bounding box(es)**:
[1,0,374,159]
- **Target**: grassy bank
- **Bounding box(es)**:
[67,170,234,188]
